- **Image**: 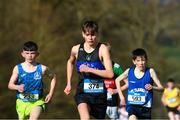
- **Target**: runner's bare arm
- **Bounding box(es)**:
[42,65,56,103]
[110,78,128,94]
[150,68,164,91]
[121,79,128,91]
[64,45,79,95]
[8,66,24,92]
[80,44,114,78]
[161,91,167,106]
[101,44,114,78]
[115,69,129,105]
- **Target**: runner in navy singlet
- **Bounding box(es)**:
[64,20,114,119]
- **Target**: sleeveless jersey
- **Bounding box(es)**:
[75,43,105,94]
[163,87,180,108]
[127,67,153,108]
[16,63,43,102]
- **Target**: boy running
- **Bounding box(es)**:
[116,48,163,120]
[8,41,56,120]
[64,20,114,119]
[161,78,180,120]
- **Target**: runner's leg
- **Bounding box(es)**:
[78,103,90,120]
[129,114,137,120]
[29,106,42,120]
[174,113,179,120]
[168,112,175,120]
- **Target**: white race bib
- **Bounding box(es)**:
[168,98,176,104]
[84,79,104,93]
[128,92,146,105]
[18,93,40,101]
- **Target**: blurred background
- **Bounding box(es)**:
[0,0,180,119]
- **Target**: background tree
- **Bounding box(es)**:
[0,0,179,118]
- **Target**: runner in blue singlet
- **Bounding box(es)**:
[8,41,56,119]
[115,48,164,120]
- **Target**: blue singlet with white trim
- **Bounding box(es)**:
[127,67,153,108]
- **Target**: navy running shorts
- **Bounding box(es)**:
[127,105,151,119]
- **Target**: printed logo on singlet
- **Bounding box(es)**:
[79,48,84,51]
[114,63,120,68]
[76,61,104,74]
[21,73,26,77]
[34,72,41,80]
[86,63,96,69]
[86,54,92,61]
[84,79,104,93]
[128,88,147,105]
[129,81,135,83]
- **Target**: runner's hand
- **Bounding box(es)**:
[79,64,90,73]
[17,84,24,92]
[45,93,52,103]
[107,88,117,95]
[64,84,71,95]
[145,84,153,90]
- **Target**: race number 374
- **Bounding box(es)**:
[84,79,104,93]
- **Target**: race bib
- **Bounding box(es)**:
[168,98,176,104]
[84,79,104,93]
[18,93,40,101]
[128,92,146,105]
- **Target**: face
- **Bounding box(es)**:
[133,56,147,71]
[167,82,174,89]
[82,31,98,46]
[21,50,38,63]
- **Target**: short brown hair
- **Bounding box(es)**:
[82,20,98,35]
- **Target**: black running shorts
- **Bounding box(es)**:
[166,106,179,114]
[74,80,107,119]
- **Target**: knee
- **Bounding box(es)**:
[129,114,137,120]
